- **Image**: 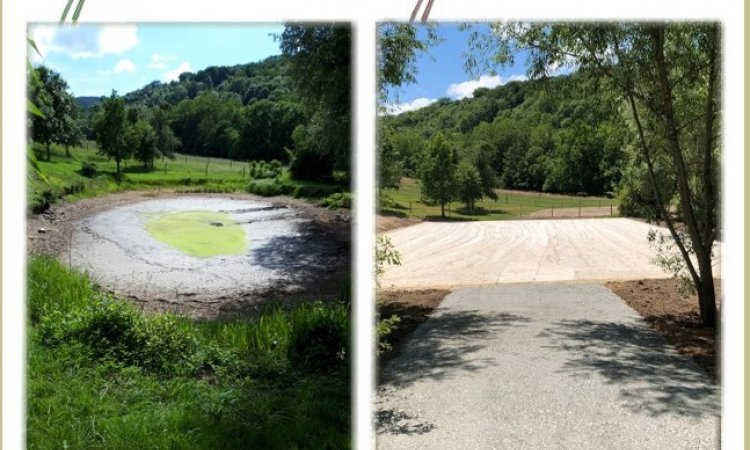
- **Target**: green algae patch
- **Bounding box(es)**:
[146,211,246,258]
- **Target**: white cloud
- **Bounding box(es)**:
[28,24,139,60]
[113,59,136,74]
[148,53,176,69]
[445,74,528,100]
[163,62,194,82]
[383,97,438,115]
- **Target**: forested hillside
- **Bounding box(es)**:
[380,70,630,197]
[76,55,304,165]
[33,23,351,186]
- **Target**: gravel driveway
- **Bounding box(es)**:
[377,284,719,449]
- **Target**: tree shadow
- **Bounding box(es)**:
[538,319,719,418]
[375,409,436,436]
[234,220,350,307]
[380,309,531,389]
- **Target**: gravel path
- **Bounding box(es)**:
[377,284,719,450]
[380,218,722,289]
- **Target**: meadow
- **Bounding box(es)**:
[381,178,620,221]
[28,143,348,213]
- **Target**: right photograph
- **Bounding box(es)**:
[375,22,722,449]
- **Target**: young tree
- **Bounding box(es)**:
[28,65,80,160]
[456,159,483,212]
[469,23,720,326]
[420,133,459,218]
[152,108,180,163]
[377,126,404,201]
[94,91,129,176]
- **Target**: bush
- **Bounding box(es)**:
[246,178,292,197]
[291,183,340,199]
[319,192,352,209]
[288,302,349,373]
[79,161,98,178]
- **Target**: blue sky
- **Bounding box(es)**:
[28,23,285,97]
[383,23,535,114]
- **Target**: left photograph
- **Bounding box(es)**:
[26,23,352,448]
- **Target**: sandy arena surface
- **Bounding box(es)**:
[380,218,721,289]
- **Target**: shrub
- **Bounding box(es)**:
[319,192,352,210]
[288,302,349,373]
[246,178,292,197]
[79,161,98,178]
[291,183,340,199]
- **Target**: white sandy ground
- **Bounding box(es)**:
[68,197,340,304]
[380,218,722,289]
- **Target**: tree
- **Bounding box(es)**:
[28,65,80,160]
[280,24,351,180]
[469,23,720,326]
[377,126,403,200]
[419,133,459,218]
[151,108,180,163]
[456,159,483,212]
[377,23,439,101]
[94,91,129,176]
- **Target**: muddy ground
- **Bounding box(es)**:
[28,191,351,319]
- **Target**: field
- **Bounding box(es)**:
[29,143,347,212]
[380,178,619,221]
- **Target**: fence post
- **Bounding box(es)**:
[552,207,554,218]
[579,199,581,217]
[611,203,613,216]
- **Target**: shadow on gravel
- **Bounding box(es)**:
[381,309,530,389]
[376,408,436,436]
[539,319,719,418]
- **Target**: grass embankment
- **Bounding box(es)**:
[28,143,350,212]
[27,257,351,449]
[381,178,620,221]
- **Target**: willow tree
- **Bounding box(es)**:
[468,23,720,326]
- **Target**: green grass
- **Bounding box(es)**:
[381,178,620,221]
[146,211,246,257]
[28,143,350,212]
[27,257,350,449]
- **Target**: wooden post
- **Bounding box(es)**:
[579,199,582,217]
[611,203,613,216]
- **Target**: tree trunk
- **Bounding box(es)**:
[697,254,717,327]
[440,202,445,218]
[651,27,716,327]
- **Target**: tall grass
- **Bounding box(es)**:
[27,257,351,449]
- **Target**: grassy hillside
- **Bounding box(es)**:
[381,178,619,221]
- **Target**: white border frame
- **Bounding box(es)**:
[4,1,744,449]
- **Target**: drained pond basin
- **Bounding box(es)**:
[68,196,349,317]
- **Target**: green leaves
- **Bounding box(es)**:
[59,0,86,23]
